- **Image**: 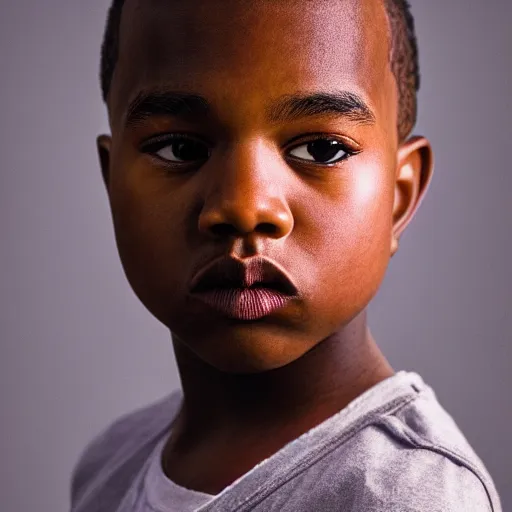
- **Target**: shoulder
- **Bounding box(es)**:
[70,390,182,509]
[355,380,500,511]
[364,444,494,511]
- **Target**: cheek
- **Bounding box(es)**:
[302,159,394,316]
[309,159,394,256]
[108,165,188,302]
[350,161,394,250]
[110,154,189,245]
[348,163,394,286]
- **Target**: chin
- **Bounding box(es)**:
[176,324,313,375]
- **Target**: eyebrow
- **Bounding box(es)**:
[267,91,375,125]
[124,89,376,127]
[125,91,211,127]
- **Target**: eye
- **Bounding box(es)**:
[287,138,351,164]
[141,134,210,163]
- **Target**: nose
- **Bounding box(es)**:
[197,141,294,240]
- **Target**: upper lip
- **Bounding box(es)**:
[189,255,299,296]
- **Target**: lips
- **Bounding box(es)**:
[189,255,298,296]
[188,255,299,320]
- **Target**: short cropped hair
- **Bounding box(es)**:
[100,0,420,141]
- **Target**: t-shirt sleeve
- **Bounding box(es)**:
[69,392,181,510]
[362,449,494,512]
[70,417,126,507]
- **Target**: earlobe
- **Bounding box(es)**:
[97,134,112,190]
[391,136,434,255]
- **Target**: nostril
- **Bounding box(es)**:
[205,222,280,238]
[210,224,237,237]
[257,223,279,235]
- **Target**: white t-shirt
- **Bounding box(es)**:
[141,434,215,511]
[70,371,502,512]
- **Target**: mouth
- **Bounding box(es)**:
[188,255,299,320]
[207,279,288,293]
[189,255,299,296]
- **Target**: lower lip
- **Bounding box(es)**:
[191,287,293,320]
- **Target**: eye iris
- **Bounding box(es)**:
[307,139,344,162]
[172,140,208,161]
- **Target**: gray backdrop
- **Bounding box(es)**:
[0,1,510,511]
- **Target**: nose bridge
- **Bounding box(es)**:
[198,138,293,238]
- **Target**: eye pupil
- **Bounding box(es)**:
[307,139,344,163]
[173,140,208,161]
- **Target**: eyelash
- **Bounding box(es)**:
[140,132,359,168]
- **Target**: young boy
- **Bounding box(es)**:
[70,0,502,510]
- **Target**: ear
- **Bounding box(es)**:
[391,135,434,256]
[97,134,112,191]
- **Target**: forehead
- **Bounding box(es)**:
[110,0,396,134]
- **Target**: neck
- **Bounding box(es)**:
[170,310,395,439]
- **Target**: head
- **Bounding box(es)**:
[97,0,433,373]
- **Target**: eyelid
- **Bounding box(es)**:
[139,132,211,150]
[284,132,360,152]
[140,131,360,149]
[139,132,361,165]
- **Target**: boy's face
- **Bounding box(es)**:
[99,0,432,373]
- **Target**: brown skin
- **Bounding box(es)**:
[98,0,433,494]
